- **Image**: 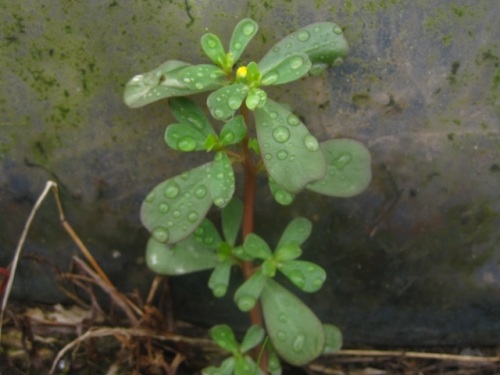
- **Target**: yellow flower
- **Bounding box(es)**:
[236,66,247,79]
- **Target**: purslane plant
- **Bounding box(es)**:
[124,18,371,373]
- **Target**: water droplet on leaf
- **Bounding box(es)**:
[152,227,169,243]
[272,126,291,143]
[227,96,242,110]
[277,330,287,341]
[172,209,181,218]
[262,71,279,85]
[333,152,352,169]
[287,114,300,126]
[177,136,196,151]
[164,182,180,198]
[242,22,256,36]
[297,30,310,41]
[289,270,305,287]
[195,185,207,198]
[213,284,227,297]
[277,150,288,160]
[290,56,304,69]
[159,203,169,213]
[303,135,319,151]
[195,82,204,90]
[237,295,256,311]
[187,211,198,222]
[145,192,155,203]
[333,25,343,34]
[278,313,288,322]
[292,334,306,352]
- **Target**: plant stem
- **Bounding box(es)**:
[240,104,268,372]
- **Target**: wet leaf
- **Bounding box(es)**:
[210,325,239,352]
[254,99,326,193]
[266,343,282,375]
[258,22,349,77]
[140,163,213,244]
[276,217,312,248]
[165,123,214,152]
[219,115,247,147]
[222,199,243,246]
[208,259,232,297]
[274,243,302,262]
[243,233,272,260]
[169,97,215,136]
[207,84,250,120]
[322,324,343,354]
[245,87,267,110]
[261,279,325,366]
[278,260,326,292]
[145,236,217,275]
[203,357,235,375]
[240,325,265,353]
[201,33,227,67]
[230,18,259,63]
[177,64,227,91]
[268,177,295,206]
[193,218,223,248]
[234,270,267,312]
[307,139,372,197]
[209,152,235,207]
[260,53,311,85]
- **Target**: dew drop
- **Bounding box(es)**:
[164,182,180,198]
[204,236,215,245]
[214,108,224,119]
[289,270,305,287]
[187,115,204,129]
[152,226,169,243]
[285,42,292,49]
[287,114,300,126]
[272,126,291,143]
[207,38,217,48]
[274,190,293,205]
[214,197,226,207]
[227,96,242,110]
[246,93,260,109]
[222,131,235,144]
[242,22,256,36]
[303,134,319,151]
[313,26,321,33]
[278,313,288,322]
[272,46,281,53]
[187,211,198,222]
[297,30,310,41]
[333,152,352,169]
[313,278,324,287]
[177,136,196,151]
[276,150,288,160]
[180,172,190,180]
[277,330,287,341]
[264,153,272,160]
[269,111,278,119]
[159,203,169,213]
[195,82,204,90]
[292,334,306,352]
[333,25,343,34]
[195,226,205,235]
[237,295,256,311]
[172,209,181,218]
[290,56,304,69]
[194,186,207,199]
[213,284,227,297]
[234,42,242,50]
[262,71,279,85]
[145,192,155,203]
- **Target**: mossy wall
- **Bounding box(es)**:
[1,0,499,345]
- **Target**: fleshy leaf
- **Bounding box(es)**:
[193,218,223,248]
[209,152,235,207]
[222,199,243,246]
[165,123,213,152]
[208,259,232,297]
[258,22,349,76]
[307,139,372,197]
[266,344,282,375]
[229,18,259,63]
[240,325,265,353]
[322,324,343,354]
[274,244,302,262]
[219,115,247,147]
[140,163,213,244]
[261,279,325,366]
[278,260,326,293]
[169,97,215,135]
[268,177,295,206]
[203,357,235,375]
[207,84,250,120]
[243,233,273,260]
[124,60,192,108]
[145,236,217,275]
[201,33,227,68]
[234,270,267,312]
[260,53,311,86]
[276,217,312,248]
[210,325,239,352]
[235,357,260,375]
[254,99,326,193]
[176,64,227,91]
[245,87,267,110]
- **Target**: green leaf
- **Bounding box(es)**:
[260,53,311,85]
[240,325,265,353]
[219,115,247,147]
[322,324,343,354]
[235,356,260,375]
[207,84,250,120]
[261,279,325,366]
[278,260,326,292]
[169,97,215,135]
[229,18,259,63]
[222,199,243,246]
[254,99,326,193]
[165,123,213,152]
[203,357,236,375]
[209,152,235,207]
[145,236,218,275]
[268,177,295,206]
[124,60,191,108]
[201,33,227,68]
[210,325,239,352]
[276,217,312,248]
[266,344,282,375]
[274,244,302,262]
[245,87,267,110]
[193,218,224,248]
[307,139,372,197]
[208,259,232,297]
[234,270,267,312]
[177,64,227,91]
[141,163,213,244]
[243,233,272,260]
[258,22,349,76]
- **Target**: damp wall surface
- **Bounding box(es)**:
[1,1,499,346]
